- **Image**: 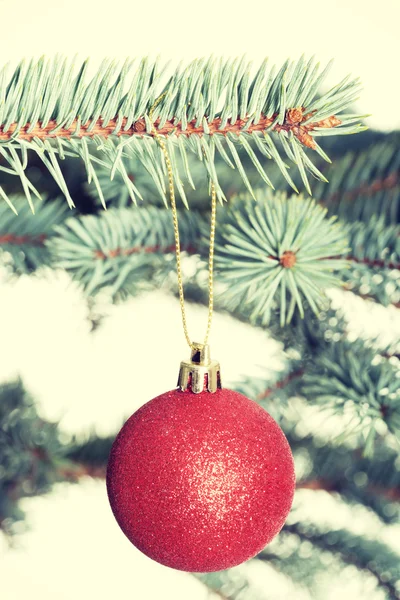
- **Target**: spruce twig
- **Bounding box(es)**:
[0,55,365,209]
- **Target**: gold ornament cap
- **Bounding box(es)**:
[177,343,222,394]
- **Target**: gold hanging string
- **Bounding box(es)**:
[149,93,217,350]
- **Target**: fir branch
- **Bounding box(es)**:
[233,364,306,420]
[86,151,250,210]
[0,195,70,273]
[262,520,400,599]
[0,55,365,209]
[256,368,305,400]
[340,217,400,306]
[348,255,400,271]
[287,425,400,524]
[346,210,400,265]
[43,191,349,312]
[300,338,400,452]
[46,205,202,298]
[314,138,400,224]
[211,190,349,326]
[0,110,344,145]
[328,171,399,205]
[0,378,64,535]
[195,565,270,600]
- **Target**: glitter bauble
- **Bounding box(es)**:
[106,387,295,572]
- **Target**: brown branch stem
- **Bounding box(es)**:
[346,255,400,271]
[93,243,197,259]
[257,369,304,400]
[0,109,341,150]
[0,233,47,246]
[326,172,399,204]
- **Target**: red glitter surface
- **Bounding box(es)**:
[106,388,295,572]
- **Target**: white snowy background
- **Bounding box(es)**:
[0,0,399,598]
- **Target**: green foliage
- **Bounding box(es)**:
[1,51,399,600]
[0,55,365,211]
[0,195,69,274]
[233,360,304,418]
[262,496,400,599]
[288,427,400,525]
[212,190,349,326]
[85,153,164,208]
[301,339,400,453]
[65,434,113,467]
[196,565,272,600]
[313,138,400,224]
[86,151,251,211]
[229,303,400,455]
[47,205,201,299]
[0,188,352,318]
[0,379,64,534]
[343,217,400,306]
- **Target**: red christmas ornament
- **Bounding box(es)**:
[107,344,295,572]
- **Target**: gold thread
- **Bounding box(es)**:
[149,94,216,349]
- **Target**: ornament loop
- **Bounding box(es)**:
[149,95,217,351]
[177,343,221,393]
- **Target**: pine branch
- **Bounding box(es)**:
[256,368,305,400]
[327,172,399,208]
[0,109,344,145]
[233,309,400,456]
[85,153,170,209]
[233,364,306,421]
[46,205,202,298]
[0,378,65,535]
[65,435,113,469]
[264,134,400,225]
[348,256,400,271]
[262,519,400,599]
[287,424,400,524]
[85,152,253,210]
[300,338,400,453]
[166,271,337,352]
[211,189,349,325]
[0,55,365,210]
[0,195,69,273]
[226,313,400,519]
[6,191,344,318]
[346,217,400,269]
[313,138,400,224]
[195,565,272,600]
[340,217,400,307]
[2,182,399,313]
